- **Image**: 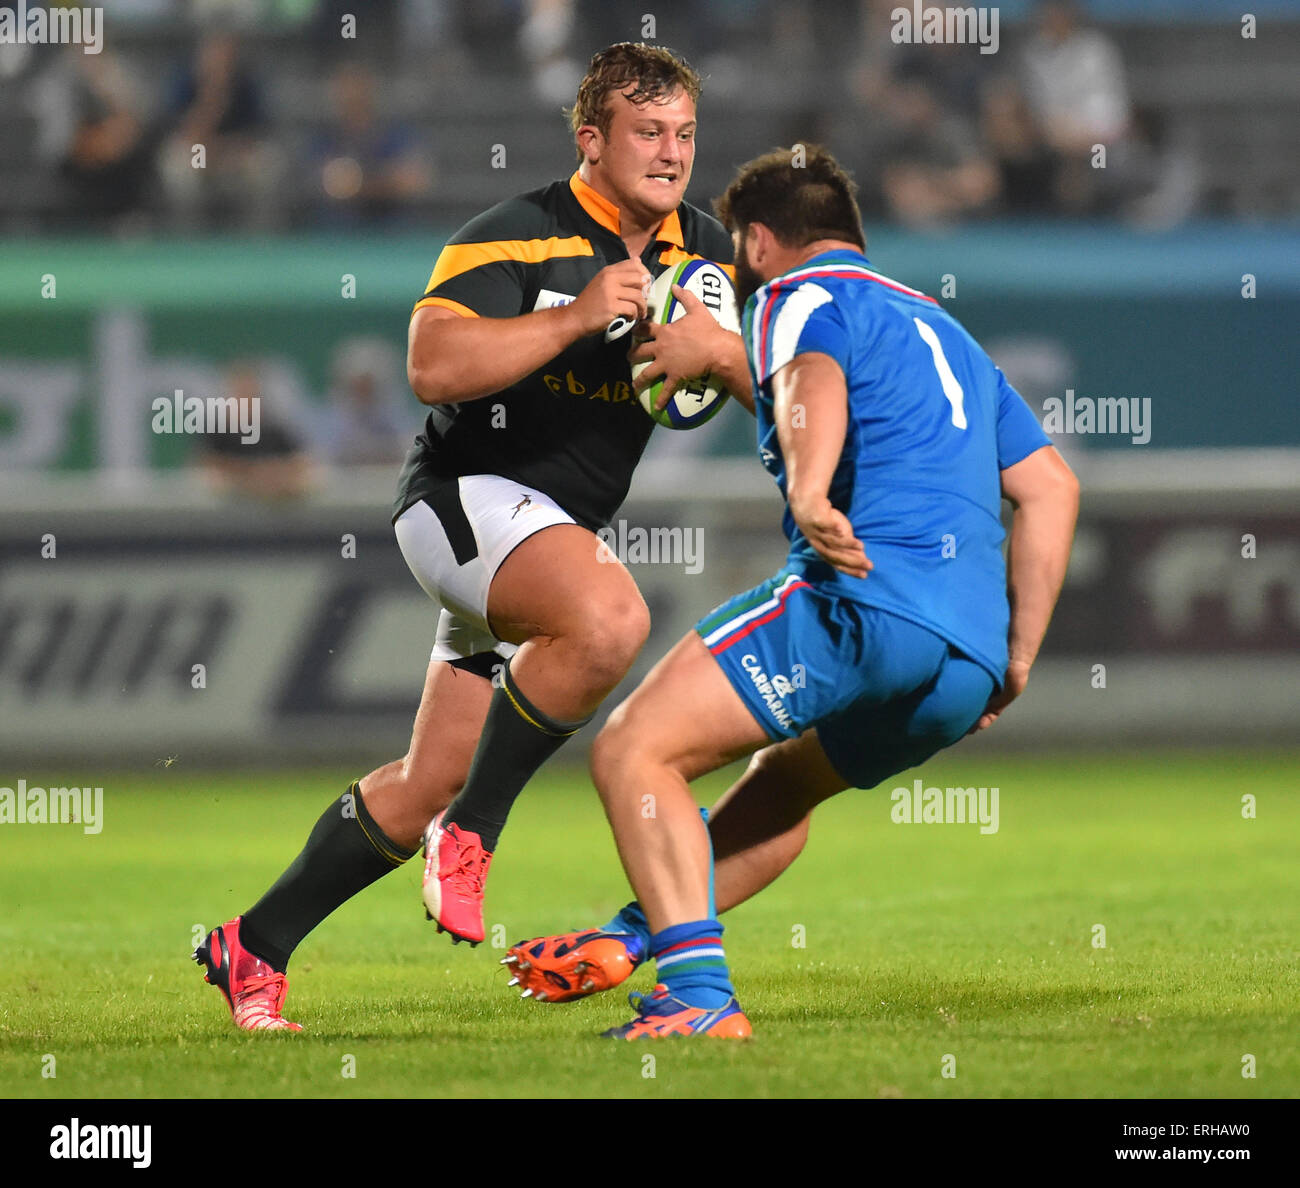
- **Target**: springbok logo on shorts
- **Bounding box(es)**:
[510,494,533,519]
[741,654,794,730]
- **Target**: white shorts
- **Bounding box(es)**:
[394,474,575,664]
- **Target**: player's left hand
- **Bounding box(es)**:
[967,659,1030,733]
[790,494,872,579]
[629,285,725,411]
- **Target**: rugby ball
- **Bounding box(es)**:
[633,258,739,429]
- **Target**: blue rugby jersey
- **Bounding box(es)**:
[742,248,1050,683]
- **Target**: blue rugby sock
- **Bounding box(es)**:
[650,918,734,1009]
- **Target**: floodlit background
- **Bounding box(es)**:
[1,0,1298,766]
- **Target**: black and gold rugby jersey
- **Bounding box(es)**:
[393,171,734,531]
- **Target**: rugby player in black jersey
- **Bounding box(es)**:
[194,43,751,1030]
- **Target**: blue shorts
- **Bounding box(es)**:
[695,569,995,789]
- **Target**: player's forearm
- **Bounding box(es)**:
[711,331,754,414]
[1004,487,1078,669]
[408,305,586,405]
[774,354,849,516]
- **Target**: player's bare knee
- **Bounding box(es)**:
[588,723,621,798]
[395,758,457,815]
[571,595,650,687]
[600,591,650,659]
[589,716,644,802]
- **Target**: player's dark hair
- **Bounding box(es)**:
[715,145,866,251]
[567,42,702,161]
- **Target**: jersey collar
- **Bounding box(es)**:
[569,171,685,247]
[803,246,870,269]
[748,248,874,317]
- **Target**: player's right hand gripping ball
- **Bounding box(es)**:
[633,259,739,429]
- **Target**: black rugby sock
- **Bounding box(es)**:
[442,660,590,851]
[239,782,416,972]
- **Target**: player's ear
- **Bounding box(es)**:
[576,124,601,165]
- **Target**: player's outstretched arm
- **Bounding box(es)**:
[773,351,871,579]
[407,259,650,405]
[970,444,1079,732]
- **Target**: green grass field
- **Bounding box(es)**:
[2,751,1297,1099]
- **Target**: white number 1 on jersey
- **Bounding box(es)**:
[912,317,967,430]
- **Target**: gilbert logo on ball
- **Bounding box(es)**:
[633,259,739,429]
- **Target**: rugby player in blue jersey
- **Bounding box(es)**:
[504,146,1079,1039]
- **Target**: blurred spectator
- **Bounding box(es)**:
[850,0,903,107]
[522,0,581,106]
[194,362,316,500]
[1022,0,1130,153]
[1021,0,1131,213]
[26,45,155,230]
[158,31,285,230]
[846,1,998,227]
[773,0,860,84]
[308,61,432,227]
[981,76,1060,215]
[396,0,472,75]
[1118,106,1206,228]
[862,3,989,114]
[321,338,415,465]
[1120,105,1203,229]
[878,79,999,229]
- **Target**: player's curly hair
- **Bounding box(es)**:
[567,42,702,161]
[715,145,866,250]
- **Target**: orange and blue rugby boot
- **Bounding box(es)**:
[602,984,752,1040]
[502,928,645,1002]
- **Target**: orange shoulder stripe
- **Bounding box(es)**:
[425,235,594,292]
